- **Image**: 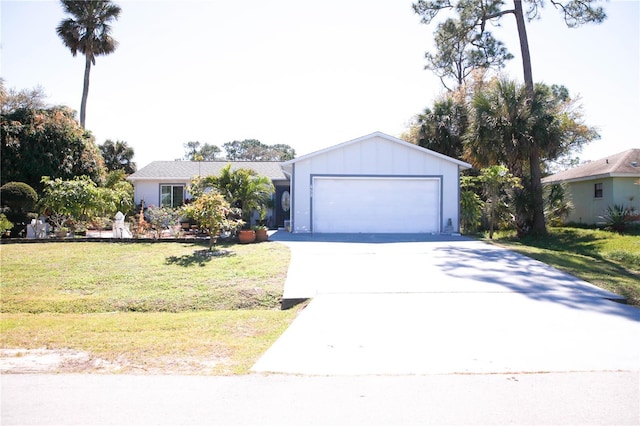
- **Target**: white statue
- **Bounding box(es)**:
[26,216,49,239]
[113,211,132,238]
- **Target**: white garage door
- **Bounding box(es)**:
[312,177,440,233]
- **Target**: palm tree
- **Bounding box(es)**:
[99,139,136,174]
[56,0,121,128]
[465,77,597,236]
[415,89,468,160]
[211,164,275,228]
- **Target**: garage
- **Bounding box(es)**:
[281,132,471,234]
[312,176,441,233]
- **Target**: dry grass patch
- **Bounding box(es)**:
[1,310,298,375]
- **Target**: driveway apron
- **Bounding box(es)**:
[252,233,640,375]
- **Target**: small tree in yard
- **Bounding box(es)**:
[183,191,241,250]
[39,176,100,231]
[478,165,522,239]
[39,175,134,233]
[460,175,484,234]
[195,164,274,229]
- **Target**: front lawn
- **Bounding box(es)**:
[0,241,298,374]
[485,227,640,306]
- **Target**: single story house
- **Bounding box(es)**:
[541,148,640,224]
[281,132,472,233]
[127,161,291,228]
[127,132,472,233]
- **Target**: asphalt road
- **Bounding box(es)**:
[2,372,639,425]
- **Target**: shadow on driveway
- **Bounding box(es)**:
[269,231,470,243]
[435,244,639,321]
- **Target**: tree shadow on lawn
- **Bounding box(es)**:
[502,229,603,259]
[165,248,234,267]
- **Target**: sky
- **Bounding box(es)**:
[1,0,639,169]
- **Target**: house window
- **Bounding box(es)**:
[594,183,603,198]
[160,185,185,208]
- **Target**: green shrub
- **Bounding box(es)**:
[599,204,637,233]
[0,182,38,212]
[0,213,14,232]
[460,190,483,233]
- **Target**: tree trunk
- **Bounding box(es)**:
[80,55,92,128]
[513,0,547,236]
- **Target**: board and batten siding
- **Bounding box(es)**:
[289,135,463,233]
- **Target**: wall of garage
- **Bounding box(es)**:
[288,134,466,233]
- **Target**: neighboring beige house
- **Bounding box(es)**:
[542,149,640,225]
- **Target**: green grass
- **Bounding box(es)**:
[484,227,640,306]
[0,241,299,374]
[1,241,289,313]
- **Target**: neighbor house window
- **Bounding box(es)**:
[594,183,603,198]
[160,184,185,208]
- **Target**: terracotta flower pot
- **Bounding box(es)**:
[255,229,268,242]
[238,229,256,244]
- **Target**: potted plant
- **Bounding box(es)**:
[54,226,69,238]
[238,226,256,244]
[252,225,268,242]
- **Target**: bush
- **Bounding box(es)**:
[146,206,182,238]
[0,213,14,233]
[0,182,38,212]
[599,204,637,234]
[460,190,483,233]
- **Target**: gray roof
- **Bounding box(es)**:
[128,161,288,181]
[542,149,640,183]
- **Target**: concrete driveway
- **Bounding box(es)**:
[252,232,640,375]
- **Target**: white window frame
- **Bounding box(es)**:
[160,184,185,208]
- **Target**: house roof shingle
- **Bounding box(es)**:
[127,161,288,181]
[542,149,640,183]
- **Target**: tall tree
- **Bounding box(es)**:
[183,141,221,161]
[99,139,136,174]
[425,18,512,90]
[56,0,121,128]
[223,139,296,161]
[464,77,598,235]
[1,106,106,191]
[413,0,606,235]
[0,80,48,115]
